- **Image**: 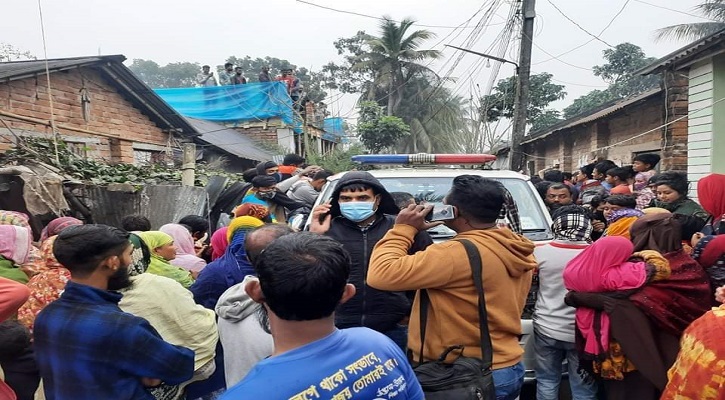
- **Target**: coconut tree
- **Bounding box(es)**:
[656,1,725,42]
[357,17,442,115]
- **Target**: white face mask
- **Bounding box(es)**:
[339,202,376,222]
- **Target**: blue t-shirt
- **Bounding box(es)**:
[220,328,423,399]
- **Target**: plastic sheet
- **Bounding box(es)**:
[154,82,294,125]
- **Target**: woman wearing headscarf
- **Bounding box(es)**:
[0,210,46,279]
[697,173,725,235]
[0,225,32,283]
[628,214,712,336]
[17,236,71,335]
[138,231,195,289]
[118,234,218,400]
[564,237,669,363]
[160,224,207,274]
[190,216,264,310]
[209,228,228,261]
[39,217,82,243]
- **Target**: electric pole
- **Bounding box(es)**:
[509,0,536,173]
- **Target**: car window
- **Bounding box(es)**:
[314,175,552,241]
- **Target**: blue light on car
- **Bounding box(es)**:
[351,154,410,164]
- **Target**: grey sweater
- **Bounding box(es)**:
[532,240,590,343]
[215,276,273,387]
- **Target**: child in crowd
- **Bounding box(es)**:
[649,171,710,223]
[602,195,643,240]
[605,167,634,195]
[632,153,661,191]
[632,153,661,210]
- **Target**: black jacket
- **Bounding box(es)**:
[328,215,432,332]
[326,171,433,332]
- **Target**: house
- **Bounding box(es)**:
[637,29,725,199]
[519,88,668,175]
[0,55,198,164]
[0,55,275,169]
[154,82,342,157]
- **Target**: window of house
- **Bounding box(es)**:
[134,150,153,166]
[66,142,90,159]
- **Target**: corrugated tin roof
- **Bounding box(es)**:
[185,117,274,163]
[521,89,662,145]
[0,55,197,138]
[637,29,725,75]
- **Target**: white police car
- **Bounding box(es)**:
[302,153,557,394]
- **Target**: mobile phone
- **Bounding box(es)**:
[425,204,456,222]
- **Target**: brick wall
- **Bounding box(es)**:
[523,93,666,174]
[662,69,689,171]
[0,66,170,164]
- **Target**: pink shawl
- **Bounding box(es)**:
[210,227,229,261]
[0,225,32,264]
[159,223,206,273]
[40,217,82,242]
[563,236,648,356]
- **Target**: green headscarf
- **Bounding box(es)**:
[138,231,194,289]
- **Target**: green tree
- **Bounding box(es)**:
[656,1,725,42]
[359,17,442,115]
[480,72,566,130]
[320,31,376,95]
[561,43,659,120]
[592,43,658,98]
[357,101,410,152]
[562,90,617,119]
[0,43,35,62]
[128,59,200,88]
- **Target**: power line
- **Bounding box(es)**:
[533,0,629,66]
[547,76,608,88]
[632,0,719,21]
[295,0,506,29]
[525,31,594,71]
[545,0,615,48]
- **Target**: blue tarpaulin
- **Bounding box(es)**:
[323,117,347,142]
[154,82,295,126]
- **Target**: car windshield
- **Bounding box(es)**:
[376,177,550,240]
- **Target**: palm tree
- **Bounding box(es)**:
[656,1,725,42]
[357,17,442,115]
[395,75,467,153]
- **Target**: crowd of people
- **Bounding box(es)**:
[0,151,723,400]
[531,154,725,399]
[195,63,302,99]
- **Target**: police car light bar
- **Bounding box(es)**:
[351,153,497,165]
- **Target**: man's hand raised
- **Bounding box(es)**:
[310,203,332,234]
[395,204,445,232]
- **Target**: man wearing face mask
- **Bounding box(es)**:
[310,171,433,350]
[242,175,305,223]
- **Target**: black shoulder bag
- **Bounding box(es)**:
[412,239,495,400]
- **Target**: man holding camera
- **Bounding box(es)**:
[367,175,537,400]
[310,171,432,350]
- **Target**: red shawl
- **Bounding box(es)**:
[629,250,711,337]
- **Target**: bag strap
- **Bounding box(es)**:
[416,239,493,371]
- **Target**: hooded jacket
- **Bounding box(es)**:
[326,171,433,333]
[368,225,536,370]
[215,276,273,388]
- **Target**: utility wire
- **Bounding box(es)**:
[533,0,629,66]
[545,0,615,48]
[295,0,505,29]
[632,0,719,21]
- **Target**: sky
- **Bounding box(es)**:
[1,0,709,121]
